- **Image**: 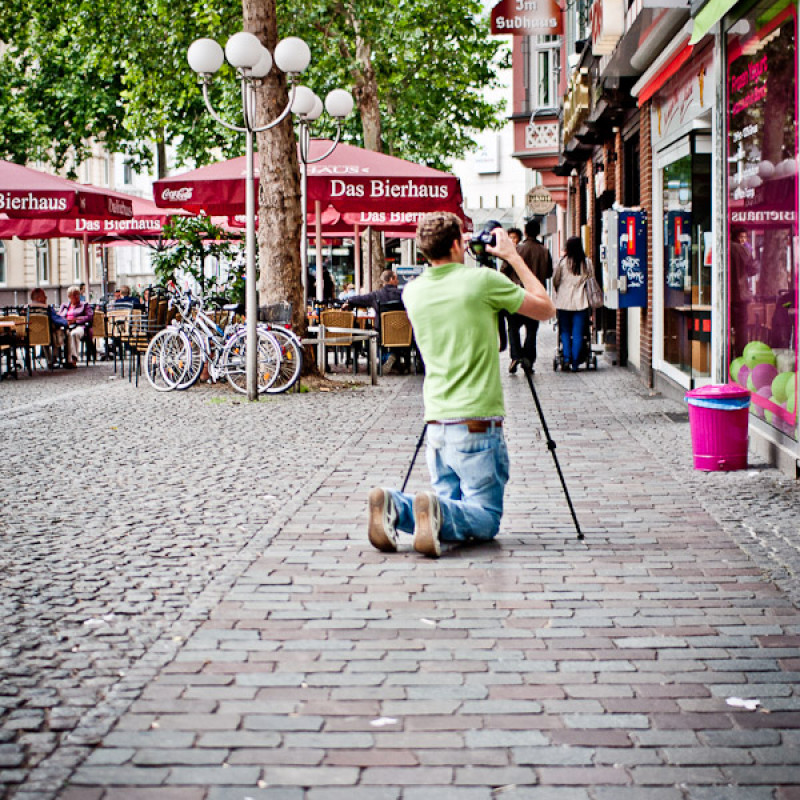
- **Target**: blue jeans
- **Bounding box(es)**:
[388,422,510,543]
[558,308,590,368]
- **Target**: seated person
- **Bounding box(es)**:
[58,285,94,368]
[28,287,68,359]
[342,269,408,372]
[338,283,357,301]
[112,285,143,309]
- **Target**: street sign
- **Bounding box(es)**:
[526,186,555,215]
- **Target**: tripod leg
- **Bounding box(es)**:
[521,361,584,540]
[400,423,428,493]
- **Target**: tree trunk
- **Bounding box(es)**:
[243,0,306,338]
[156,136,168,180]
[348,4,386,281]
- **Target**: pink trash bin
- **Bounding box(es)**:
[685,384,751,471]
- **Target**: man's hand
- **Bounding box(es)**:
[486,227,518,262]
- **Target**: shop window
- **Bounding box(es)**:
[523,36,560,111]
[0,242,6,285]
[726,1,798,439]
[661,136,712,381]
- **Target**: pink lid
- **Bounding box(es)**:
[685,383,752,400]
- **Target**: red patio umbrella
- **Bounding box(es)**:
[153,141,465,217]
[0,190,183,243]
[0,160,134,220]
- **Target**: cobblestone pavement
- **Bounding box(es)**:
[2,326,800,800]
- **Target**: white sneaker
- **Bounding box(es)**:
[383,353,396,373]
[368,487,398,552]
[412,492,442,558]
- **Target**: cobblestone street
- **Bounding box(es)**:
[2,325,800,800]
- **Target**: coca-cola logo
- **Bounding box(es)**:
[162,187,193,202]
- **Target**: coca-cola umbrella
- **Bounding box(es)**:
[153,141,464,216]
[155,142,466,293]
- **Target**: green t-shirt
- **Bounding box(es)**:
[403,262,525,421]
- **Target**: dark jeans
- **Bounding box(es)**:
[507,314,539,364]
[557,308,590,368]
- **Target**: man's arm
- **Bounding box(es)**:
[342,291,376,310]
[489,229,555,321]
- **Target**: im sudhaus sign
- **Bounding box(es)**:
[490,0,564,35]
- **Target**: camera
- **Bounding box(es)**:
[468,219,502,266]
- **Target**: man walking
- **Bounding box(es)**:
[367,211,555,557]
[505,218,553,374]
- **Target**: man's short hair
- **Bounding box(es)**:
[416,212,463,262]
[119,285,131,297]
[380,269,396,285]
[30,288,46,303]
[524,218,540,238]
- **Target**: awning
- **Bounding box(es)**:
[690,0,738,44]
[632,21,695,105]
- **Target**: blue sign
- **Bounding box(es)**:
[617,210,647,308]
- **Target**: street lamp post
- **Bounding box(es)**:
[293,87,354,310]
[187,32,313,401]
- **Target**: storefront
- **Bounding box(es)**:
[646,41,718,390]
[724,0,798,449]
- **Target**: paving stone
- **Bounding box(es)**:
[6,338,800,798]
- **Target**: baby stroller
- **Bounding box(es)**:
[553,314,599,371]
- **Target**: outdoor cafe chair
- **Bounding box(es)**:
[3,314,28,375]
[378,309,416,375]
[318,309,356,373]
[25,309,53,372]
[86,309,106,365]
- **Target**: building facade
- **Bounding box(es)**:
[544,0,799,475]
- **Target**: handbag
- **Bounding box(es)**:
[584,269,604,309]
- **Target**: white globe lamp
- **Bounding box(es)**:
[225,32,264,69]
[249,47,273,78]
[274,37,311,74]
[291,86,317,117]
[325,89,354,119]
[188,38,225,75]
[305,94,324,121]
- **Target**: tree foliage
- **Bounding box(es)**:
[277,0,508,168]
[0,0,507,175]
[0,0,245,176]
[151,215,243,301]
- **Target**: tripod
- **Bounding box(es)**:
[520,360,584,540]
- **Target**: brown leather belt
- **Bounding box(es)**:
[427,419,502,433]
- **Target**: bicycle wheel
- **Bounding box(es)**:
[145,329,183,392]
[170,328,205,390]
[222,328,281,395]
[260,326,303,393]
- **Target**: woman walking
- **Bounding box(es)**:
[553,237,593,372]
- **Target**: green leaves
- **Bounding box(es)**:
[1,0,506,174]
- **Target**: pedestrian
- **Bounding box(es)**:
[366,211,555,557]
[553,236,593,372]
[504,218,553,374]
